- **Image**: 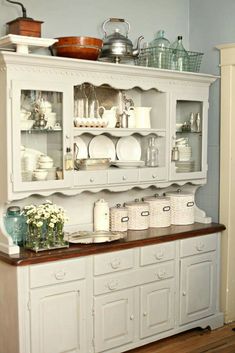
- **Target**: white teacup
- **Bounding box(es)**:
[33,169,48,181]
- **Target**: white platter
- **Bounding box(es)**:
[116,136,141,161]
[68,231,125,244]
[74,137,88,158]
[112,160,145,168]
[89,135,116,160]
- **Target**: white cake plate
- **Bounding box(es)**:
[0,34,58,54]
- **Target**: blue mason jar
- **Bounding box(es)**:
[4,206,26,246]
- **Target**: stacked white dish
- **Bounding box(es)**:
[175,160,195,173]
[178,145,192,161]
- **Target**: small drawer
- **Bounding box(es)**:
[94,270,137,295]
[139,261,175,285]
[108,169,138,184]
[30,258,85,288]
[139,167,167,182]
[180,233,217,258]
[140,242,175,266]
[74,170,107,186]
[94,249,135,276]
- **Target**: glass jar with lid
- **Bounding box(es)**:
[4,206,26,246]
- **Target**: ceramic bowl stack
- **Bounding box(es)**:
[20,109,34,131]
[36,155,56,180]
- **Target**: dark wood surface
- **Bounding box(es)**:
[126,323,235,353]
[0,222,225,267]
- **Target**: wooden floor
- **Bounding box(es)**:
[126,324,235,353]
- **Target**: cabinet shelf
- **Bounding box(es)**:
[73,127,166,137]
[21,128,62,133]
[176,130,202,135]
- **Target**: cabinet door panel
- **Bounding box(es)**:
[140,279,175,339]
[94,288,135,352]
[30,281,85,353]
[180,252,217,325]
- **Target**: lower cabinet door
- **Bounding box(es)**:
[30,280,86,353]
[180,252,217,325]
[140,279,175,339]
[94,288,135,352]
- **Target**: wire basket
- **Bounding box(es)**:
[136,47,203,73]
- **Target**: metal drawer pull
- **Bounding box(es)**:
[163,206,170,212]
[107,280,119,290]
[157,271,167,280]
[196,242,205,251]
[110,258,121,269]
[155,250,164,260]
[187,201,194,207]
[141,211,150,216]
[54,270,66,280]
[121,216,129,223]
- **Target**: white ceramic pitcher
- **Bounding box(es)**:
[134,107,152,128]
[98,106,117,128]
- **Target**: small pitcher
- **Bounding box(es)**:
[134,107,152,128]
[98,106,117,128]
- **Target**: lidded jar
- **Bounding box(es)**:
[166,189,194,225]
[94,199,110,231]
[110,204,129,232]
[4,206,26,246]
[125,199,149,230]
[143,195,171,228]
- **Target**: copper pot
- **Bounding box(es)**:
[52,36,103,60]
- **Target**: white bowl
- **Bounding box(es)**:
[38,155,53,163]
[33,169,48,181]
[20,119,34,130]
[38,161,54,169]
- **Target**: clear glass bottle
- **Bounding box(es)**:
[170,36,189,71]
[88,85,100,118]
[74,83,88,118]
[146,136,159,167]
[150,30,170,69]
[4,206,26,246]
[65,147,74,170]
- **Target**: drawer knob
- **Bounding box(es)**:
[54,270,66,280]
[107,280,119,290]
[143,311,148,317]
[90,178,94,183]
[130,314,134,320]
[111,258,121,269]
[182,291,186,296]
[122,175,127,181]
[155,250,164,260]
[157,271,167,280]
[152,174,157,179]
[196,242,205,251]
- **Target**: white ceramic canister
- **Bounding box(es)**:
[125,199,150,230]
[143,195,171,228]
[94,199,110,231]
[110,204,129,232]
[166,190,195,225]
[133,107,152,129]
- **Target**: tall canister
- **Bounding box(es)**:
[166,190,195,225]
[143,195,171,227]
[125,199,150,230]
[94,199,110,231]
[110,204,129,232]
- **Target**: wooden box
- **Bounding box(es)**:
[7,18,43,37]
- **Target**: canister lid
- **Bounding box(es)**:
[6,206,21,215]
[125,199,149,207]
[166,189,193,197]
[110,203,127,211]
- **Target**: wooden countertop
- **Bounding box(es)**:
[0,222,225,266]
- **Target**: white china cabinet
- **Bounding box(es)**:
[0,51,216,254]
[0,232,223,353]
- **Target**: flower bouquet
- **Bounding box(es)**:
[22,200,69,252]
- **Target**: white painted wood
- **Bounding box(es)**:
[140,278,175,338]
[180,252,217,325]
[30,280,86,353]
[93,249,135,276]
[140,241,176,266]
[94,288,135,352]
[179,233,217,257]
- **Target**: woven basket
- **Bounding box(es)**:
[144,196,171,228]
[125,200,150,230]
[110,204,128,232]
[166,191,194,225]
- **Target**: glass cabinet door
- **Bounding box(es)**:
[11,81,73,192]
[170,95,208,180]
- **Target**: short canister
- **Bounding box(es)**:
[166,190,195,225]
[110,204,129,232]
[143,195,171,228]
[125,199,150,230]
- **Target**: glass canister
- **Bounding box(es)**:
[4,206,26,246]
[110,204,129,232]
[143,195,171,228]
[150,29,170,69]
[125,199,150,230]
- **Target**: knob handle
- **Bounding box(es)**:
[196,242,205,251]
[130,314,134,320]
[54,270,66,280]
[182,291,186,296]
[143,312,147,317]
[111,258,121,269]
[90,178,94,183]
[107,280,119,290]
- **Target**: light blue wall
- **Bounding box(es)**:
[0,0,189,45]
[189,0,235,221]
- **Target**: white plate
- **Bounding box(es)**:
[112,160,145,168]
[74,137,88,158]
[89,135,116,160]
[116,136,141,161]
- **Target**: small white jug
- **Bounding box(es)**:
[134,107,152,129]
[98,106,117,128]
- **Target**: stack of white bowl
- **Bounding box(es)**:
[34,155,56,181]
[39,100,57,129]
[20,109,34,131]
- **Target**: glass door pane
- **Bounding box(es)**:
[20,89,63,182]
